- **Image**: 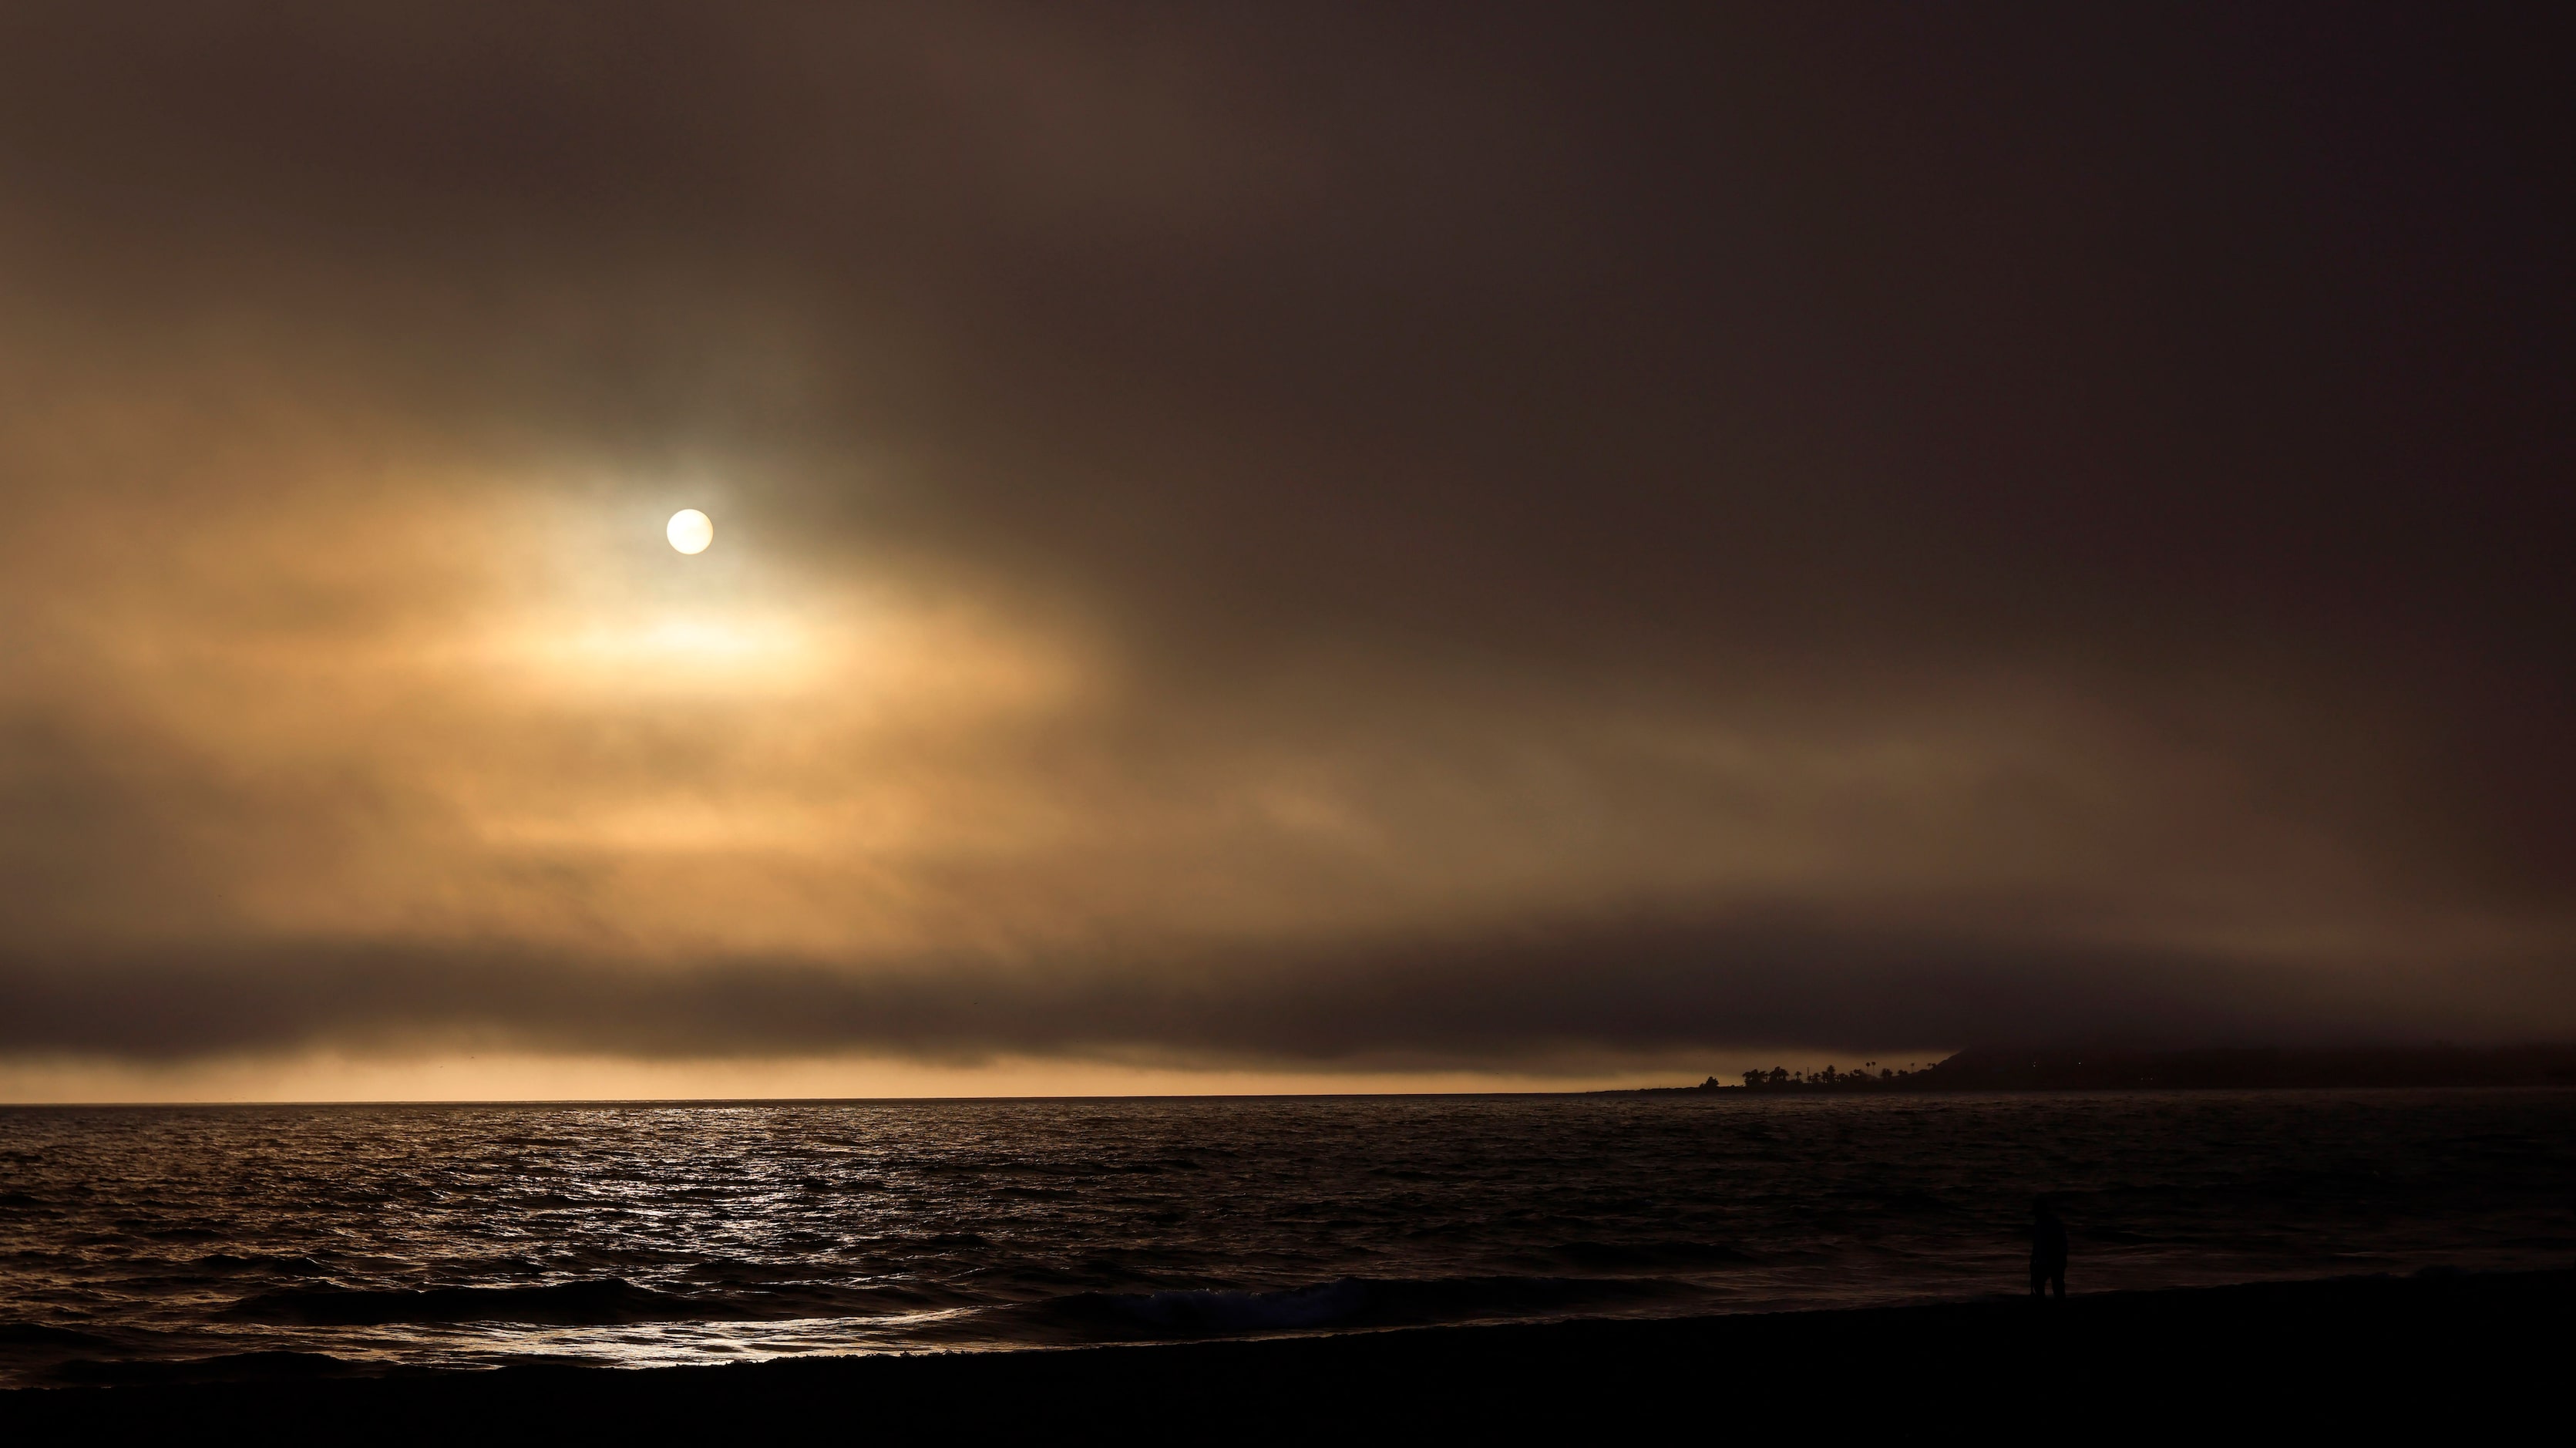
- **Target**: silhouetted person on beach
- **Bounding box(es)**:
[2030,1196,2067,1300]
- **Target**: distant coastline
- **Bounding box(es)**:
[1636,1043,2576,1093]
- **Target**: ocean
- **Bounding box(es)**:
[5,1089,2572,1386]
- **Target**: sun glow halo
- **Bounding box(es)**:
[667,509,714,554]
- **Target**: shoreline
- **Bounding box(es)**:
[9,1268,2567,1435]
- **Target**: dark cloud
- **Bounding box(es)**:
[9,911,2562,1068]
[0,5,2571,1077]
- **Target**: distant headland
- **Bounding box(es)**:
[1639,1043,2576,1093]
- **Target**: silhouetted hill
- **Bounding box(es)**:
[1912,1043,2576,1090]
[1641,1042,2576,1093]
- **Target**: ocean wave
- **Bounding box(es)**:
[1544,1240,1758,1271]
[193,1251,336,1275]
[222,1276,979,1327]
[1002,1273,1709,1342]
[224,1278,684,1325]
[0,1321,116,1348]
[55,1350,362,1385]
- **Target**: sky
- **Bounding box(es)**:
[1,4,2571,1099]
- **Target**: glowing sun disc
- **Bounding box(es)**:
[667,509,714,554]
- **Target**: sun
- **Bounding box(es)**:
[667,509,714,554]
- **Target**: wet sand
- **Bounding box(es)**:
[8,1268,2567,1439]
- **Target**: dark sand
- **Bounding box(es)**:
[8,1270,2568,1440]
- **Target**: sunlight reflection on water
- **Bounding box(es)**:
[3,1090,2571,1384]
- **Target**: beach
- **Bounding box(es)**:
[9,1268,2567,1440]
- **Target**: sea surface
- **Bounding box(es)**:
[5,1089,2573,1386]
